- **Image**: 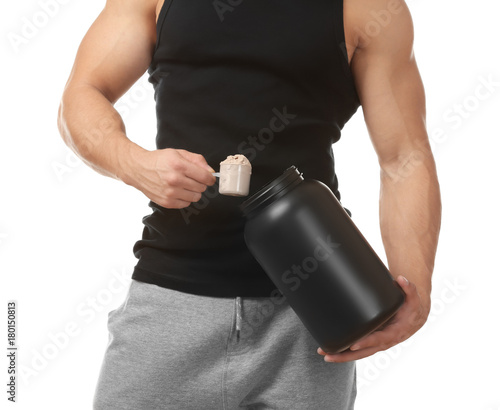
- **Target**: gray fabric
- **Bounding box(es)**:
[93,279,356,409]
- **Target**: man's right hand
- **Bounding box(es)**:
[125,147,216,209]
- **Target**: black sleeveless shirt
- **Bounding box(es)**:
[131,0,361,297]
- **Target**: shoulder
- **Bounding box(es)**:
[344,0,414,52]
[104,0,159,16]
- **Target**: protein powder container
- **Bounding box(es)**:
[240,166,405,353]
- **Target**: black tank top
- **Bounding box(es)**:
[131,0,361,297]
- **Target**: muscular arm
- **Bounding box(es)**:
[57,0,157,180]
[321,0,441,361]
[352,0,441,306]
[57,0,215,209]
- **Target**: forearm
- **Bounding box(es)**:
[379,148,442,309]
[57,84,145,184]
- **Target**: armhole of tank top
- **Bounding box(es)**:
[333,0,361,105]
[152,0,174,59]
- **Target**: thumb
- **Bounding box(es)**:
[178,150,215,173]
[396,275,416,300]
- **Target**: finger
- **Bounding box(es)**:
[178,150,216,174]
[170,199,192,209]
[324,345,384,363]
[317,323,400,356]
[161,168,210,194]
[182,160,216,186]
[349,304,414,351]
[396,275,424,324]
[348,313,403,350]
[349,326,404,351]
[397,275,418,300]
[175,174,209,194]
[173,187,204,204]
[154,196,192,209]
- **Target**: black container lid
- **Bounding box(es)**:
[240,166,303,218]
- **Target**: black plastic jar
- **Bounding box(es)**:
[240,166,405,354]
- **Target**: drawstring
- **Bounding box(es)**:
[235,296,242,341]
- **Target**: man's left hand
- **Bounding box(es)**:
[317,275,430,362]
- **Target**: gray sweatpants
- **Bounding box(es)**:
[93,279,356,409]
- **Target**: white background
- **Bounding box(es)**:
[1,0,499,409]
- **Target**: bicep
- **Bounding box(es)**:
[63,0,157,103]
[350,0,429,167]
